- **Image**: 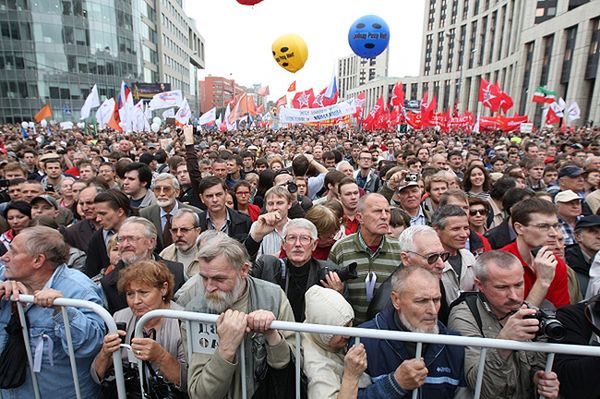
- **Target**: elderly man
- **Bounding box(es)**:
[555,190,583,246]
[0,226,105,398]
[140,172,203,252]
[432,205,477,303]
[64,185,101,252]
[159,208,202,280]
[329,193,401,324]
[567,215,600,297]
[448,251,560,399]
[177,234,296,399]
[358,266,466,398]
[252,218,342,321]
[100,216,185,313]
[500,198,570,308]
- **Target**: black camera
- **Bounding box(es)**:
[523,308,565,341]
[405,173,418,183]
[286,181,298,194]
[318,262,358,283]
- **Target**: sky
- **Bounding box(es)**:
[185,0,426,101]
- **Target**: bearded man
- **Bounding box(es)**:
[176,233,297,399]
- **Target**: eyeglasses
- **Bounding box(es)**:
[527,223,561,232]
[116,236,145,244]
[284,235,312,245]
[169,227,197,234]
[469,208,488,216]
[153,186,174,194]
[406,250,450,265]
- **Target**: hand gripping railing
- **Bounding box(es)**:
[135,309,600,399]
[5,295,127,399]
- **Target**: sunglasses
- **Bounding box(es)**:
[469,208,488,216]
[406,251,450,265]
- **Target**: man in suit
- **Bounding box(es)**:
[139,173,203,253]
[64,185,101,252]
[100,216,185,314]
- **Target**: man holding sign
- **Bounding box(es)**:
[179,232,296,398]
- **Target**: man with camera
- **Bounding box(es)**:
[273,169,312,218]
[251,218,348,321]
[448,250,560,399]
[386,169,429,226]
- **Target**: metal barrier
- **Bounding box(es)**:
[0,295,128,399]
[135,308,600,399]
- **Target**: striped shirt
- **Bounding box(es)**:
[328,231,402,324]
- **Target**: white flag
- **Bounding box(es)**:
[549,101,564,118]
[149,90,183,110]
[198,107,216,126]
[162,108,175,119]
[175,98,191,125]
[224,105,236,131]
[80,84,100,120]
[117,81,135,132]
[132,100,147,132]
[95,98,115,128]
[567,102,581,122]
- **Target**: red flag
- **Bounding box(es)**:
[479,78,502,112]
[291,89,315,109]
[390,82,405,108]
[546,106,561,125]
[275,95,287,108]
[422,95,437,127]
[499,90,514,114]
[256,104,265,114]
[287,81,296,92]
[311,87,338,108]
[257,86,270,96]
[420,91,429,113]
[354,92,366,119]
[453,102,459,117]
[405,111,422,129]
[107,98,122,132]
[34,104,52,123]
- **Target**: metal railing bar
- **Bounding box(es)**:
[16,295,127,399]
[295,332,301,399]
[61,306,81,399]
[240,339,247,399]
[540,352,555,399]
[134,309,600,358]
[473,347,488,399]
[16,301,40,399]
[411,342,423,399]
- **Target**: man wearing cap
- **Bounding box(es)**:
[31,194,73,227]
[549,164,586,198]
[556,190,583,246]
[389,171,428,226]
[566,215,600,297]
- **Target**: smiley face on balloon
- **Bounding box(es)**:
[348,15,390,59]
[271,34,308,73]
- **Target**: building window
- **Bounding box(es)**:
[569,0,590,10]
[462,0,469,19]
[469,21,477,68]
[519,41,534,115]
[478,16,487,66]
[451,0,458,24]
[586,18,599,80]
[561,25,577,83]
[539,34,554,86]
[535,0,558,24]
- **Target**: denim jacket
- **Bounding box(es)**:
[0,264,106,399]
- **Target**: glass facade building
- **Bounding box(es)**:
[0,0,147,122]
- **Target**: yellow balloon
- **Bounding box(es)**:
[271,34,308,73]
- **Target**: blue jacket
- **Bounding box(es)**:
[357,305,465,399]
[0,265,106,399]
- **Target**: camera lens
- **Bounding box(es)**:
[287,181,298,194]
[542,319,566,341]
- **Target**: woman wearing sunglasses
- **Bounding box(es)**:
[468,197,493,254]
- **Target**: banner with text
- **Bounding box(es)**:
[279,99,357,124]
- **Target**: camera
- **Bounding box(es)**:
[405,173,418,183]
[318,262,358,283]
[286,180,298,194]
[0,179,9,188]
[523,307,565,341]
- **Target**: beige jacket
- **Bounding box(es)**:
[181,277,296,399]
[441,248,477,304]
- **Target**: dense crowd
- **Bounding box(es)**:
[1,122,600,398]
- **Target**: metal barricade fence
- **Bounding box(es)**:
[135,308,600,399]
[0,295,127,399]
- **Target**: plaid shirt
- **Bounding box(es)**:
[559,216,578,246]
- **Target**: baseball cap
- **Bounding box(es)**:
[39,152,60,162]
[31,195,58,209]
[558,165,584,178]
[397,175,420,192]
[554,190,581,204]
[248,145,258,151]
[576,215,600,230]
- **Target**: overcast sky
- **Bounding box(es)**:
[185,0,426,100]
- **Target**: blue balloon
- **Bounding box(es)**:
[348,15,390,59]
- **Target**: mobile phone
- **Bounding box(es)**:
[115,322,126,343]
[531,246,543,258]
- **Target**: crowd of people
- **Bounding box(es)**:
[0,122,600,398]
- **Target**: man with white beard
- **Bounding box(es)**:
[177,233,297,399]
[356,266,467,398]
[140,173,203,253]
[100,216,185,314]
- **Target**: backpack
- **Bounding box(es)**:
[449,291,485,336]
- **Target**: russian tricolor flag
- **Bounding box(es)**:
[324,72,337,100]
